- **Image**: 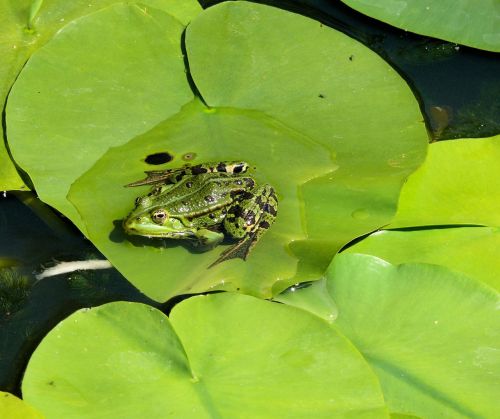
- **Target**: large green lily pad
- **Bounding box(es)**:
[0,0,201,191]
[187,1,427,286]
[339,0,500,52]
[389,136,500,228]
[344,227,500,291]
[22,294,388,418]
[8,1,427,300]
[66,2,427,301]
[327,253,500,418]
[69,99,335,300]
[6,3,194,228]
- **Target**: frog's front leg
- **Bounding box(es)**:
[193,228,225,249]
[209,185,278,267]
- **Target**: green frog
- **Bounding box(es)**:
[123,161,278,267]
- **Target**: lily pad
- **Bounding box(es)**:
[69,99,335,300]
[339,0,500,52]
[7,1,427,301]
[6,3,194,229]
[0,0,34,191]
[187,1,427,286]
[389,136,500,228]
[22,294,388,418]
[327,253,500,418]
[0,391,43,419]
[344,227,500,291]
[0,0,201,191]
[65,2,427,301]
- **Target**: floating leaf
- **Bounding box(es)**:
[339,0,500,52]
[69,99,334,300]
[0,0,201,191]
[0,1,33,191]
[187,1,427,287]
[23,294,388,418]
[66,2,427,301]
[344,227,500,291]
[6,3,194,229]
[327,253,500,418]
[389,136,500,228]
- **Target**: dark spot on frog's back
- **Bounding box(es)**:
[244,211,256,226]
[147,186,162,197]
[233,163,244,174]
[263,203,277,216]
[144,152,173,165]
[217,162,227,172]
[227,205,241,217]
[260,220,271,229]
[204,195,215,203]
[245,178,255,188]
[192,165,208,175]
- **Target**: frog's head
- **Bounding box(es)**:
[123,205,193,239]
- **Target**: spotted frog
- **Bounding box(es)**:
[123,161,278,266]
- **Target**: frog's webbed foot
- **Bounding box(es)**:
[126,167,189,187]
[207,235,255,268]
[126,170,177,187]
[126,161,250,187]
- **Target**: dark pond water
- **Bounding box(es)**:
[1,0,499,395]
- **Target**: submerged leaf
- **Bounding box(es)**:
[339,0,500,52]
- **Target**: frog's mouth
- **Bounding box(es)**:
[123,216,194,239]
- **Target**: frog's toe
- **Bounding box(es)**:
[208,235,255,268]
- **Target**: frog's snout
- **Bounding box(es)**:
[122,216,143,235]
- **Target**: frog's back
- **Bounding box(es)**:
[150,173,254,218]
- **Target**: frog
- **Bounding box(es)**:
[123,161,278,267]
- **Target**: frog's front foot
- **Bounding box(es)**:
[193,229,225,249]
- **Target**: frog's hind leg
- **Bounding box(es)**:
[209,185,278,267]
[126,161,249,187]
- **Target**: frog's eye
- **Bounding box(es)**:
[151,209,168,224]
